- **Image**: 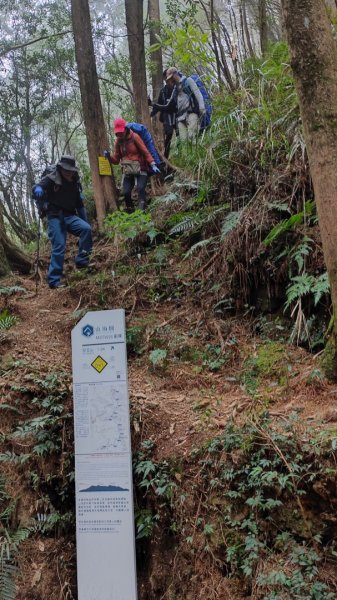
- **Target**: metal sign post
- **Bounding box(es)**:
[71,309,137,600]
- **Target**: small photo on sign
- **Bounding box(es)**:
[98,156,112,176]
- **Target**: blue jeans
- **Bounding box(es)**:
[47,214,92,287]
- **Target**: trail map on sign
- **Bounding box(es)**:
[74,382,129,455]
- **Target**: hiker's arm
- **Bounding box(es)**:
[152,88,176,114]
[32,177,53,217]
[108,140,122,164]
[150,89,165,117]
[32,175,52,198]
[187,77,205,113]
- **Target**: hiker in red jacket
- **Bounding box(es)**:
[105,117,160,212]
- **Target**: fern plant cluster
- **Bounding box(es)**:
[137,414,337,599]
[0,368,75,599]
[132,44,328,348]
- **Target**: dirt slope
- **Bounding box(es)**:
[1,264,337,599]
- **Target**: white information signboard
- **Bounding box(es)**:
[71,309,137,600]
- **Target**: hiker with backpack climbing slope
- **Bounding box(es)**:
[148,69,178,158]
[152,67,206,142]
[104,117,160,212]
[32,155,92,289]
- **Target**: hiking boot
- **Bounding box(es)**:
[49,284,66,289]
[76,262,96,270]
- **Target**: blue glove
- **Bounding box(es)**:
[103,150,110,159]
[33,185,44,199]
[151,164,160,174]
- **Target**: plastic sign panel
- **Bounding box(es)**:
[72,310,137,600]
[98,156,112,176]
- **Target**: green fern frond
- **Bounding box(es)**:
[0,311,19,331]
[289,236,313,273]
[0,527,31,600]
[0,452,31,464]
[263,201,315,246]
[220,211,242,240]
[151,192,182,206]
[0,286,25,297]
[7,528,30,550]
[0,560,17,600]
[169,216,200,235]
[183,237,217,260]
[172,181,199,191]
[313,272,330,306]
[284,274,315,311]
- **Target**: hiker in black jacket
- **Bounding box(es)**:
[149,70,178,158]
[32,155,92,289]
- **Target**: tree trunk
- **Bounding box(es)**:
[258,0,268,56]
[148,0,163,101]
[242,0,256,58]
[0,209,31,276]
[71,0,118,232]
[148,0,164,150]
[281,0,337,379]
[125,0,151,129]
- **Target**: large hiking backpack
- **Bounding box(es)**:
[127,122,163,173]
[41,164,56,178]
[181,74,212,131]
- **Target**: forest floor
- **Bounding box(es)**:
[2,237,337,599]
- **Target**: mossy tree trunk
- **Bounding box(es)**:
[0,209,31,276]
[281,0,337,379]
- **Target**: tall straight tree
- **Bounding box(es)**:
[281,0,337,378]
[71,0,118,231]
[125,0,151,128]
[258,0,268,55]
[148,0,163,101]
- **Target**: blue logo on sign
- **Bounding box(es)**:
[82,324,94,337]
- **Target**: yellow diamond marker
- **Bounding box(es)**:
[91,355,108,373]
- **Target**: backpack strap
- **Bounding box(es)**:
[181,77,198,113]
[117,134,133,157]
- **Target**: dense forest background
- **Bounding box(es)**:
[2,0,337,599]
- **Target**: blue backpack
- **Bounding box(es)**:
[127,122,163,174]
[181,75,212,131]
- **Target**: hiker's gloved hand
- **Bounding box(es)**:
[147,96,153,106]
[103,150,110,160]
[151,163,160,174]
[33,185,44,199]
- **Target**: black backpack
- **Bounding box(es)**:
[41,164,56,178]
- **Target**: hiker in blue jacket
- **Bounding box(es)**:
[32,155,92,289]
[152,67,205,142]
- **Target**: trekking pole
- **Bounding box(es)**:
[33,217,42,294]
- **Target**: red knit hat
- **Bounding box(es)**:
[113,117,127,133]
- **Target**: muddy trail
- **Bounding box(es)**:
[1,238,337,599]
